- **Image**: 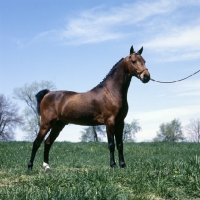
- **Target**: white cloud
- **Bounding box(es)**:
[143,26,200,61]
[145,27,200,50]
[18,0,200,61]
[34,0,195,45]
[59,1,185,44]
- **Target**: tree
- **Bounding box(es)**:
[185,119,200,142]
[80,126,106,142]
[13,80,56,141]
[0,94,23,141]
[153,119,185,142]
[123,119,141,142]
[80,119,141,142]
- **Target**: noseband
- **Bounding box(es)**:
[136,68,148,78]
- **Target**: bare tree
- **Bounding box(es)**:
[185,119,200,142]
[13,80,56,141]
[0,94,23,141]
[80,125,106,142]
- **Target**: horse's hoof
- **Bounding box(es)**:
[45,167,51,172]
[110,162,117,168]
[119,162,126,168]
[28,163,33,171]
[28,167,32,172]
[27,168,32,172]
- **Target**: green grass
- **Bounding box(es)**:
[1,142,200,199]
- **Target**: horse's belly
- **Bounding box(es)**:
[67,118,104,126]
[60,110,104,126]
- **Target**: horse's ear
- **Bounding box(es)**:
[137,46,143,55]
[130,45,134,55]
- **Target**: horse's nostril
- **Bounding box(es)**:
[143,74,150,83]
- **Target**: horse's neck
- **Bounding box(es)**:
[106,62,132,99]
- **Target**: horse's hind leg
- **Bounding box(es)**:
[43,120,65,172]
[28,122,51,171]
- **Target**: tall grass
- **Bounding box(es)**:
[0,142,200,199]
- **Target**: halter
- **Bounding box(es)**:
[130,52,148,78]
[136,68,148,79]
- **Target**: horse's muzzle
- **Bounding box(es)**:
[137,68,150,83]
[143,74,150,83]
[142,73,150,83]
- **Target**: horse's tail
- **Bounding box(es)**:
[35,89,50,115]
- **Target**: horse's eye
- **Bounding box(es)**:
[131,60,136,64]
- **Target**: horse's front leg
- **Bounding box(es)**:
[115,121,126,168]
[106,119,117,168]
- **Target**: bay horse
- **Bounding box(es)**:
[28,46,150,171]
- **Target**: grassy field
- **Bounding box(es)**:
[0,142,200,200]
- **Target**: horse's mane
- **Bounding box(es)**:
[92,58,124,90]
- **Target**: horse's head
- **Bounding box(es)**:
[125,45,150,83]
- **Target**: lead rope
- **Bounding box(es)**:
[150,69,200,83]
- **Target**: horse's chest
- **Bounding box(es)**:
[117,101,128,119]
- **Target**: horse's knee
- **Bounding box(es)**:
[117,143,123,151]
[44,138,51,154]
[108,142,115,151]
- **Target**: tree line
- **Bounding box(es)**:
[0,80,199,142]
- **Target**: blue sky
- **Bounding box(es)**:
[0,0,200,142]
